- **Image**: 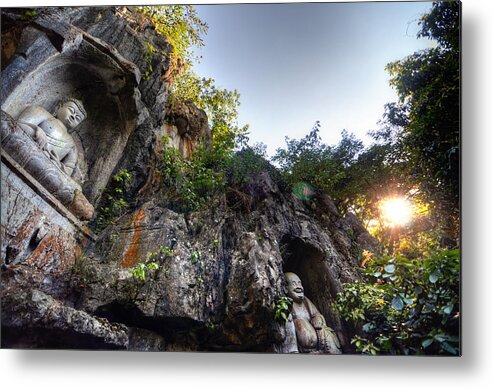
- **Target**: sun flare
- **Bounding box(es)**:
[380,197,414,227]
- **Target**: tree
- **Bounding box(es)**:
[169,70,249,165]
[136,5,208,70]
[375,1,460,241]
[273,122,367,208]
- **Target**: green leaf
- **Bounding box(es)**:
[362,322,375,333]
[429,270,439,283]
[440,341,458,355]
[147,262,159,271]
[392,295,404,310]
[384,264,396,273]
[442,304,453,315]
[422,338,434,348]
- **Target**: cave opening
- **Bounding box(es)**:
[280,235,343,340]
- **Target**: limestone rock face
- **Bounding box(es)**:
[164,100,211,159]
[1,7,378,351]
[65,170,373,352]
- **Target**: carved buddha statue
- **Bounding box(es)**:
[3,98,95,220]
[17,98,86,177]
[284,272,342,354]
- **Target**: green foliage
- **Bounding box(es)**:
[22,9,38,20]
[145,244,174,262]
[273,122,373,211]
[96,169,132,232]
[335,248,460,355]
[226,143,270,187]
[169,70,249,158]
[129,261,160,282]
[161,68,256,212]
[273,296,292,323]
[142,42,156,81]
[158,141,225,212]
[190,250,201,264]
[374,1,460,237]
[136,5,208,70]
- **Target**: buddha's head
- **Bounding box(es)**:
[56,98,87,130]
[285,272,304,303]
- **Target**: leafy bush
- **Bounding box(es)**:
[335,248,460,355]
[226,143,270,187]
[129,261,160,282]
[273,122,370,209]
[158,140,225,212]
[168,70,249,159]
[96,169,132,232]
[136,5,208,70]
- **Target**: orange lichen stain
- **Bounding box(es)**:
[120,209,146,268]
[25,233,62,272]
[11,210,43,246]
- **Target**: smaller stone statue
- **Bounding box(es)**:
[17,98,87,177]
[284,272,342,354]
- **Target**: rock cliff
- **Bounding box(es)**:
[1,7,377,352]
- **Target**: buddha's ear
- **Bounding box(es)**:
[52,101,62,116]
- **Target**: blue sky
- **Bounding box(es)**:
[193,2,435,156]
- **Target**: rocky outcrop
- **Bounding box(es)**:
[1,6,378,351]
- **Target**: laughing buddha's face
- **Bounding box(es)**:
[285,272,304,303]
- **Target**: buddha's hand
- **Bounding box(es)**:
[35,127,48,150]
[49,149,62,166]
[311,314,325,330]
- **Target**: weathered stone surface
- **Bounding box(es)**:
[1,156,92,274]
[165,100,211,159]
[1,271,128,349]
[70,170,372,352]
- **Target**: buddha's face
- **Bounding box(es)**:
[57,101,85,129]
[285,273,304,303]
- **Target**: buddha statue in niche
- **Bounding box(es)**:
[284,272,342,354]
[17,98,86,177]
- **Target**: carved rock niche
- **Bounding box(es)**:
[281,235,350,350]
[2,22,141,205]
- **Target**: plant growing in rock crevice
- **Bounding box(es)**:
[129,261,159,282]
[142,41,157,81]
[273,296,292,323]
[96,169,132,232]
[158,140,225,212]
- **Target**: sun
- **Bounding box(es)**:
[379,197,414,227]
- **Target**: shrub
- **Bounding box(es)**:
[96,169,132,232]
[136,5,208,70]
[158,141,225,212]
[336,248,460,355]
